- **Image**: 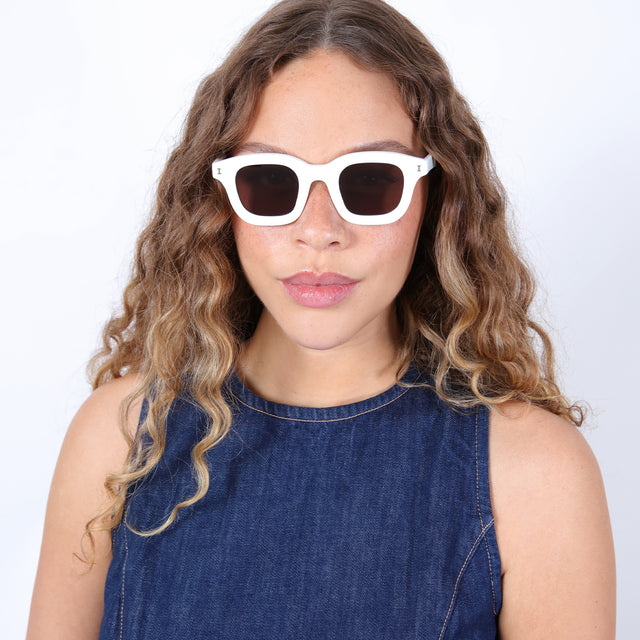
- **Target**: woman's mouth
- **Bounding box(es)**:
[281,272,359,308]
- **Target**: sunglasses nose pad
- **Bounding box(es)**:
[305,180,342,215]
[295,180,349,248]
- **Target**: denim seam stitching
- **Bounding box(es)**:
[437,518,496,640]
[230,385,412,423]
[119,521,129,640]
[475,409,498,616]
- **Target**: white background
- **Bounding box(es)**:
[1,0,638,637]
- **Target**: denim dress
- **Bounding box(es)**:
[99,370,502,639]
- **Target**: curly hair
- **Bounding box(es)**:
[84,0,582,552]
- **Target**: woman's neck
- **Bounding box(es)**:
[236,310,404,408]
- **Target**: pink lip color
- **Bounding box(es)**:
[282,272,358,308]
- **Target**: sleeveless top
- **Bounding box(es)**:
[99,370,502,639]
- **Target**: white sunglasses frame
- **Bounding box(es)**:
[211,151,435,226]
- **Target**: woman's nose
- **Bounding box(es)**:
[293,181,350,250]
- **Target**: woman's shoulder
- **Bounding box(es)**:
[489,402,616,638]
[58,374,142,489]
[61,374,143,464]
[77,373,142,429]
[488,402,607,538]
[489,401,597,489]
[27,374,142,639]
[55,372,143,527]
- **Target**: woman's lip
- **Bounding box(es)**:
[283,271,358,286]
[281,272,359,308]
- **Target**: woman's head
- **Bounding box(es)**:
[92,0,577,416]
[119,0,496,362]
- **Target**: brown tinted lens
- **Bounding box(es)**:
[339,162,403,215]
[236,164,299,216]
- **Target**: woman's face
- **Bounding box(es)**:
[232,49,427,353]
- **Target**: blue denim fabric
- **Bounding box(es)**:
[100,370,502,639]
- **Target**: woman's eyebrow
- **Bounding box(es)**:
[233,141,286,154]
[234,139,421,157]
[349,140,419,155]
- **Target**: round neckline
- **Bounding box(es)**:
[226,366,423,423]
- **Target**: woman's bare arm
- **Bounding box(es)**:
[27,375,140,640]
[491,403,615,639]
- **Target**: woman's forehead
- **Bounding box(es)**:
[242,49,421,163]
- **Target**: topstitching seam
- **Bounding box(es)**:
[230,384,413,423]
[119,519,129,640]
[437,518,496,640]
[475,409,498,616]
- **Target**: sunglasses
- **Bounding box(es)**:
[211,151,435,226]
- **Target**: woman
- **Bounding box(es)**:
[27,0,615,638]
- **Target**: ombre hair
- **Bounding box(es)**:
[85,0,582,551]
